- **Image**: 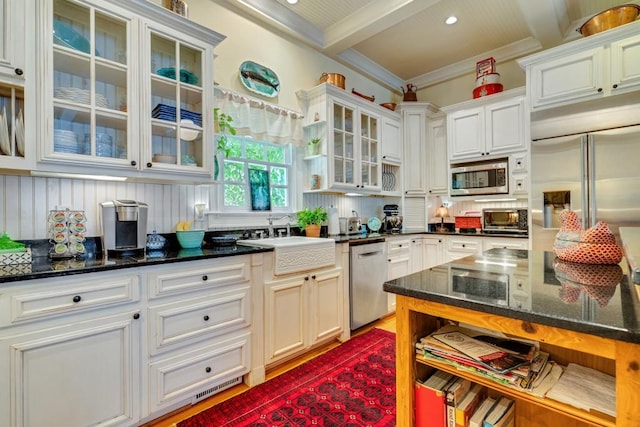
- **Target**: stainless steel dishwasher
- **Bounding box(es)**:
[350,240,388,330]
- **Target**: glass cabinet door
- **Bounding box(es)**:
[149,32,204,169]
[360,112,379,188]
[332,102,355,186]
[51,0,129,162]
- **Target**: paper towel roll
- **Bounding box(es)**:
[328,205,339,235]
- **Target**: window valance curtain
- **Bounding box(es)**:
[215,87,304,147]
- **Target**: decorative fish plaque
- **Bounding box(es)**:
[239,60,280,98]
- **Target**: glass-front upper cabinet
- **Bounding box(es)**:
[37,0,224,179]
[147,32,205,170]
[332,101,355,187]
[44,0,131,165]
[359,112,379,189]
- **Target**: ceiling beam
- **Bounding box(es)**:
[322,0,442,55]
[515,0,568,49]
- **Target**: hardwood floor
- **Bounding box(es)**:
[143,314,396,427]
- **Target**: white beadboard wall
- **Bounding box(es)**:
[0,175,215,240]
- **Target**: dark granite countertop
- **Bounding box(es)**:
[384,248,640,344]
[0,243,271,284]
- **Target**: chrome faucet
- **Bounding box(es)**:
[267,214,293,238]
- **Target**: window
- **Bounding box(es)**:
[219,135,291,211]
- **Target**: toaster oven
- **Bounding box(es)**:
[482,208,528,234]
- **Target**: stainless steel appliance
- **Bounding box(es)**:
[449,267,509,306]
[382,204,403,233]
[347,216,362,234]
[482,208,528,234]
[450,159,508,196]
[531,124,640,250]
[350,241,387,330]
[100,200,148,254]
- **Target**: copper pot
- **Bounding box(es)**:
[319,73,345,89]
[578,4,640,36]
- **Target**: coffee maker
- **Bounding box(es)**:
[383,204,403,233]
[100,200,148,255]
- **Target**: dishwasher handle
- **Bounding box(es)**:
[358,250,383,258]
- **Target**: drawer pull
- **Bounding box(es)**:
[72,295,82,303]
[203,315,210,321]
[133,313,140,320]
[205,367,211,373]
[202,275,208,281]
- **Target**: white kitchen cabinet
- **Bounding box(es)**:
[400,102,439,196]
[381,114,402,164]
[483,237,529,251]
[409,236,423,274]
[426,113,448,195]
[298,84,400,194]
[386,235,411,280]
[518,21,640,111]
[445,88,526,161]
[0,271,142,427]
[35,0,223,180]
[0,0,26,85]
[145,257,253,412]
[422,236,445,269]
[264,266,343,366]
[445,235,483,261]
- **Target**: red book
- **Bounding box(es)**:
[415,371,455,427]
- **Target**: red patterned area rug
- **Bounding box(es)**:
[178,328,396,427]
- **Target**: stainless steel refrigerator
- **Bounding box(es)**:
[531,123,640,251]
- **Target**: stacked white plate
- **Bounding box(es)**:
[0,106,9,155]
[54,87,109,108]
[84,133,113,157]
[54,129,82,154]
[15,108,25,156]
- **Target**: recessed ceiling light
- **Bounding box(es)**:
[445,16,458,25]
[287,0,298,4]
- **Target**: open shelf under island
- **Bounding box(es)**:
[384,249,640,427]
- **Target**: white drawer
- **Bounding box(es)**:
[446,238,481,253]
[148,258,251,299]
[0,273,140,326]
[387,238,411,257]
[148,286,251,355]
[148,332,251,411]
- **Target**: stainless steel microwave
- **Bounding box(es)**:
[482,208,528,234]
[450,159,508,196]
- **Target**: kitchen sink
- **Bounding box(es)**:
[237,236,335,275]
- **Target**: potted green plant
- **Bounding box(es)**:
[297,206,328,237]
[307,137,321,156]
[213,107,236,179]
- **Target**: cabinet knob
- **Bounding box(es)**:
[399,244,402,247]
[517,161,522,166]
[205,367,211,373]
[202,275,208,281]
[312,275,316,280]
[597,88,603,93]
[383,155,386,159]
[133,313,140,320]
[203,315,210,321]
[388,259,391,262]
[517,182,522,187]
[462,244,466,248]
[612,84,618,89]
[146,162,152,168]
[438,239,442,243]
[72,295,82,303]
[305,276,309,281]
[14,68,23,76]
[130,160,137,166]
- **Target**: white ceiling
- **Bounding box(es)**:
[219,0,639,92]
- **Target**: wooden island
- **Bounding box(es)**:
[384,249,640,427]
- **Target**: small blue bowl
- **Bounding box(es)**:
[176,230,205,249]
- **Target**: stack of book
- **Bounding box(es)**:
[416,324,553,392]
[415,369,515,427]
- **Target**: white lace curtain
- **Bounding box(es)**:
[215,87,304,146]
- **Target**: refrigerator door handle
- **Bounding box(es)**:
[580,135,589,229]
[587,135,597,227]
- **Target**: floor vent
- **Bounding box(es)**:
[192,376,242,404]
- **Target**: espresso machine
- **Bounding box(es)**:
[382,204,403,233]
[100,200,148,255]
